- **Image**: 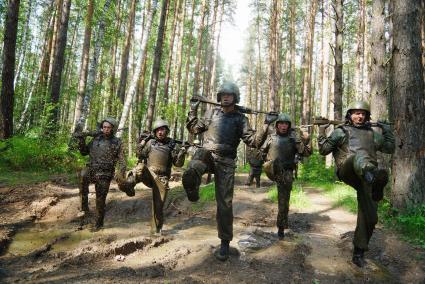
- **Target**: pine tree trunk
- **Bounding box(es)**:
[191,0,208,98]
[72,0,94,131]
[289,0,296,122]
[117,0,159,137]
[301,0,318,125]
[333,0,343,121]
[354,0,365,100]
[145,0,169,131]
[0,0,20,138]
[75,0,113,131]
[391,0,425,209]
[117,0,137,104]
[48,0,71,129]
[268,0,279,112]
[209,0,224,101]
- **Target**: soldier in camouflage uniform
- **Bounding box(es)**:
[77,117,130,230]
[183,81,273,261]
[122,119,186,235]
[261,113,311,239]
[245,147,264,188]
[317,101,395,267]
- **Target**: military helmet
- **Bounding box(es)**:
[152,119,170,133]
[345,100,371,121]
[275,113,292,127]
[217,81,240,104]
[101,117,118,133]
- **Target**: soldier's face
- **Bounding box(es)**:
[276,121,289,135]
[220,93,235,106]
[102,122,113,136]
[155,127,168,140]
[350,110,366,125]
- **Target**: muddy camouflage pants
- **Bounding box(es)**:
[79,167,112,226]
[246,166,262,187]
[184,150,236,241]
[276,170,294,229]
[338,155,378,251]
[133,163,169,233]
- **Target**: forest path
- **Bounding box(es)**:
[0,173,424,283]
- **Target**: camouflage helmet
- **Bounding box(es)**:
[217,81,240,104]
[101,117,118,133]
[275,113,292,128]
[345,100,371,121]
[152,119,170,133]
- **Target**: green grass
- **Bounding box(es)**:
[308,180,357,213]
[191,182,216,211]
[267,181,312,209]
[237,163,250,173]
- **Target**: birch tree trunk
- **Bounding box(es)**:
[0,0,20,138]
[14,0,32,86]
[391,0,425,209]
[209,0,224,100]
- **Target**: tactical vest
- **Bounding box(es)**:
[266,132,297,169]
[147,138,176,176]
[202,108,245,159]
[334,125,377,168]
[89,136,121,171]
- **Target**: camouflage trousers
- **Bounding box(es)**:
[184,148,236,241]
[276,170,294,229]
[132,163,169,233]
[246,166,262,187]
[78,167,112,227]
[337,155,388,251]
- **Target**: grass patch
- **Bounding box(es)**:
[237,163,250,174]
[308,180,357,213]
[267,181,311,209]
[191,182,216,211]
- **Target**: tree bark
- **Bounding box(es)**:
[117,0,137,103]
[75,0,113,132]
[48,0,71,129]
[14,0,32,86]
[333,0,343,121]
[0,0,20,138]
[391,0,425,209]
[354,0,366,100]
[268,0,280,112]
[72,0,94,131]
[145,0,169,131]
[289,0,296,122]
[117,0,159,137]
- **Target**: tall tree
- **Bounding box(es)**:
[0,0,20,138]
[391,0,425,209]
[268,0,280,112]
[72,0,94,131]
[145,0,169,130]
[48,0,72,128]
[370,0,387,118]
[289,0,296,122]
[354,0,366,100]
[117,0,137,103]
[333,0,343,121]
[117,0,159,137]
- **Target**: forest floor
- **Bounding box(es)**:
[0,171,424,283]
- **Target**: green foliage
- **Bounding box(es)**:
[267,181,311,209]
[298,153,336,183]
[379,202,425,249]
[237,163,251,173]
[0,132,86,173]
[311,181,357,213]
[199,182,216,202]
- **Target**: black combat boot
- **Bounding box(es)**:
[372,169,388,202]
[352,247,366,267]
[215,240,230,261]
[277,227,285,240]
[182,168,200,202]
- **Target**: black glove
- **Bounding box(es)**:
[264,113,278,124]
[377,120,391,132]
[190,98,201,111]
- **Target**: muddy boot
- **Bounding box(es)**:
[277,227,285,240]
[215,240,230,261]
[352,247,366,267]
[255,178,261,188]
[118,172,136,197]
[372,169,388,202]
[182,168,201,202]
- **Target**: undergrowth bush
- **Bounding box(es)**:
[267,181,311,209]
[298,152,335,183]
[0,130,86,173]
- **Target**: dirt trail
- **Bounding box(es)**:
[0,173,424,283]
